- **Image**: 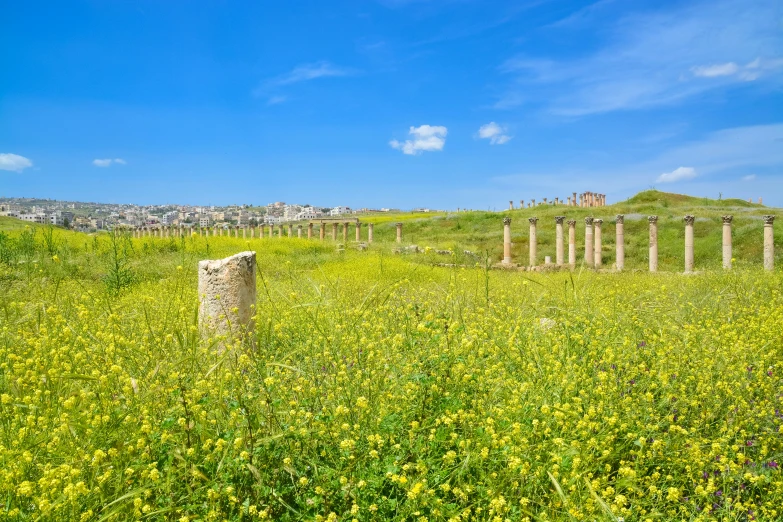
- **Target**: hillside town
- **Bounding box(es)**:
[0,198,413,232]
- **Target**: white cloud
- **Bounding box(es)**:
[742,174,756,181]
[691,62,739,77]
[0,153,33,172]
[657,166,697,183]
[267,95,288,106]
[478,122,512,144]
[390,125,448,155]
[93,158,126,167]
[497,0,783,115]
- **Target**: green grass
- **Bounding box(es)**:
[0,225,781,521]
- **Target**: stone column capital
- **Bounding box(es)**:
[528,217,538,225]
[396,222,402,226]
[763,215,775,225]
[584,217,593,225]
[648,216,658,224]
[503,217,511,225]
[554,216,565,224]
[684,215,695,225]
[615,214,624,224]
[722,215,733,224]
[567,219,576,226]
[594,219,603,225]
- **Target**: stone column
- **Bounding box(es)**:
[649,216,658,272]
[567,220,576,265]
[243,226,247,239]
[288,224,293,237]
[531,199,536,207]
[331,222,338,241]
[368,223,374,243]
[684,215,695,273]
[355,222,361,242]
[198,251,256,335]
[396,222,402,243]
[297,224,303,238]
[722,216,732,269]
[572,192,577,207]
[593,219,603,268]
[584,217,594,267]
[319,223,325,241]
[528,217,538,267]
[763,215,775,271]
[308,223,314,239]
[278,224,284,237]
[342,222,348,242]
[520,200,524,209]
[759,197,763,205]
[503,218,512,265]
[555,216,565,266]
[615,215,625,271]
[509,201,513,210]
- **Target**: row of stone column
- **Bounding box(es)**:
[132,221,407,244]
[502,215,776,271]
[509,192,607,210]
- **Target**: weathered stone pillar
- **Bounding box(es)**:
[342,222,348,242]
[593,219,603,268]
[509,201,513,210]
[288,224,293,238]
[529,217,538,266]
[242,226,247,239]
[520,200,524,208]
[355,222,361,242]
[759,197,763,205]
[308,223,314,239]
[763,215,775,271]
[572,192,577,207]
[584,217,594,267]
[297,224,302,238]
[278,224,284,237]
[684,215,695,273]
[319,223,325,240]
[531,199,536,207]
[722,216,732,269]
[368,223,374,243]
[503,218,512,265]
[396,222,402,243]
[198,251,256,335]
[331,222,338,241]
[568,220,576,265]
[555,216,565,266]
[649,216,658,272]
[615,215,625,271]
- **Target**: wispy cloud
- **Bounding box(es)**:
[488,124,783,195]
[93,158,126,167]
[496,0,783,115]
[266,95,288,106]
[255,61,356,98]
[477,122,512,145]
[657,166,697,183]
[0,153,33,172]
[742,174,757,181]
[390,125,448,155]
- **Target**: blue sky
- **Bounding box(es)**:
[2,0,782,209]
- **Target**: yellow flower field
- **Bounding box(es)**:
[0,230,781,521]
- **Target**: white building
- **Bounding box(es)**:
[162,211,179,225]
[199,216,212,227]
[330,206,351,216]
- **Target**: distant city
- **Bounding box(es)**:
[0,197,440,232]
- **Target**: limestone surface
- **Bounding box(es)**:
[198,251,257,334]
